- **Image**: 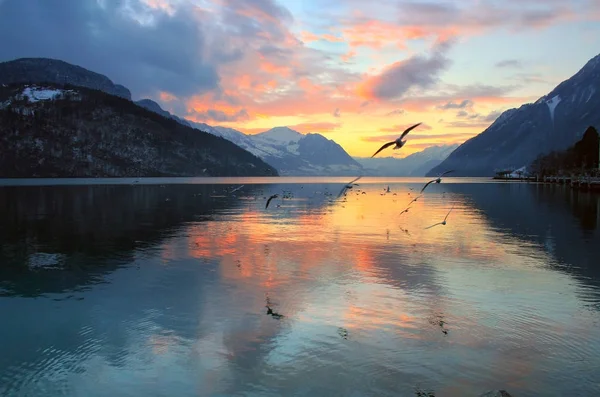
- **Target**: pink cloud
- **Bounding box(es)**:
[378,123,433,133]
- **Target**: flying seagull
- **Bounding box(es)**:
[425,204,455,229]
[266,306,284,320]
[420,170,455,194]
[229,184,245,194]
[265,194,279,209]
[399,195,422,214]
[337,175,363,198]
[407,194,422,207]
[370,122,422,158]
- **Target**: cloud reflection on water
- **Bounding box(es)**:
[0,180,599,396]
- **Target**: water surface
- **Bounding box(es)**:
[1,178,599,397]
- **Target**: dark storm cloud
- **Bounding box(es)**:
[0,0,220,98]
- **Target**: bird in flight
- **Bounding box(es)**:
[266,306,285,320]
[337,175,363,198]
[399,195,421,215]
[370,122,422,158]
[425,204,455,229]
[407,194,422,207]
[420,170,455,194]
[265,194,279,209]
[399,207,411,216]
[229,184,245,195]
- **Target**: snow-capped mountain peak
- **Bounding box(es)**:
[185,123,362,176]
[254,126,304,143]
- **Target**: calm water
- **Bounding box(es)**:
[1,177,599,397]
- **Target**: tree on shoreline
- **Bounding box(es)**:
[530,126,599,177]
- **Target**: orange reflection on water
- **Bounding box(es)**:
[154,182,599,393]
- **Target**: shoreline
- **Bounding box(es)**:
[493,175,600,192]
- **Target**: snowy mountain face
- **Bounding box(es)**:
[428,52,600,177]
[356,144,459,176]
[193,125,364,176]
[0,85,82,115]
[118,102,363,176]
[254,126,304,144]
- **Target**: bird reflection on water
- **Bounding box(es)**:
[0,178,600,397]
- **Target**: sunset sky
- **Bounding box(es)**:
[1,0,599,157]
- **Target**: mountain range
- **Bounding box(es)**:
[0,57,460,177]
[136,95,454,176]
[0,82,278,177]
[7,52,597,178]
[429,53,600,177]
[188,123,365,176]
[355,144,459,176]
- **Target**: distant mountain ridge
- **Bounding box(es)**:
[186,123,363,176]
[356,144,459,176]
[428,53,600,177]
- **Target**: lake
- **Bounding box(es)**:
[1,177,599,397]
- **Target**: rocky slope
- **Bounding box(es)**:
[428,53,600,177]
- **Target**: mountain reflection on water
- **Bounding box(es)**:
[0,178,599,397]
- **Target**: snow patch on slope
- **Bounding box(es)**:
[546,95,562,124]
[21,86,75,102]
[254,127,303,144]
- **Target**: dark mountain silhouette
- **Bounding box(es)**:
[530,126,599,176]
[135,98,192,127]
[0,57,132,99]
[356,144,458,176]
[0,83,278,177]
[428,53,600,176]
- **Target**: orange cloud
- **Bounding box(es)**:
[333,2,582,53]
[341,50,357,62]
[378,123,432,133]
[159,91,177,102]
[287,122,342,134]
[300,31,344,43]
[340,19,456,51]
[361,132,475,144]
[241,122,341,135]
[259,59,292,77]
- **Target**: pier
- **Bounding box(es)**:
[493,174,600,192]
[540,175,600,192]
